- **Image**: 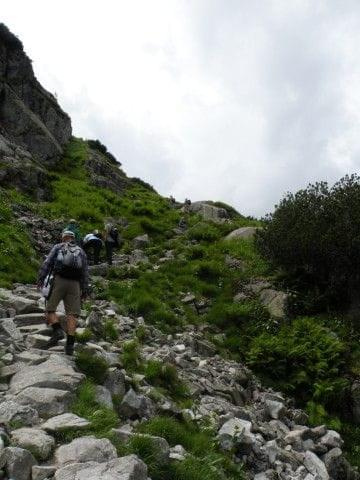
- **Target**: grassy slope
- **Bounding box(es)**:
[1,137,359,467]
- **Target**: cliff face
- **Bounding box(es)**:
[0,24,71,166]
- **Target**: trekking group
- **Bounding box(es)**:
[37,220,121,356]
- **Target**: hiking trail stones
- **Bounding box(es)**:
[0,282,358,479]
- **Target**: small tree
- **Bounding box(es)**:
[256,174,360,309]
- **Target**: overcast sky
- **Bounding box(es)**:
[3,0,360,216]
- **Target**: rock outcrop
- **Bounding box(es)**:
[0,24,71,167]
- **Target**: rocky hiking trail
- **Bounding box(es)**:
[0,262,358,480]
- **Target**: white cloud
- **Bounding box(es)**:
[3,0,360,215]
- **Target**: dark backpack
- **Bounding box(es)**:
[54,244,83,280]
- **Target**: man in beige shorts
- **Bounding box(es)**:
[38,230,89,355]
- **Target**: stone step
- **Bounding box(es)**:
[19,324,52,335]
[14,313,46,326]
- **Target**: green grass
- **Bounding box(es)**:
[75,351,109,384]
[57,380,119,442]
[144,360,190,401]
[0,190,38,287]
[136,416,244,480]
[121,340,143,372]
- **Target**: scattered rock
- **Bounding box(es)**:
[11,427,55,461]
[16,386,73,418]
[1,446,37,480]
[55,436,117,467]
[41,413,90,432]
[54,454,147,480]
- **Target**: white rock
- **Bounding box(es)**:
[11,427,55,461]
[0,400,39,426]
[319,430,343,449]
[41,413,90,432]
[32,465,57,480]
[2,446,37,480]
[304,451,329,480]
[10,354,84,394]
[55,435,117,466]
[54,455,147,480]
[265,399,286,419]
[16,386,73,418]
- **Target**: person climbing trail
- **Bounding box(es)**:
[104,222,121,266]
[83,230,103,265]
[64,219,82,246]
[37,230,89,355]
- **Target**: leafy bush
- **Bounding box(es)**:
[246,317,349,407]
[256,175,360,309]
[75,351,109,384]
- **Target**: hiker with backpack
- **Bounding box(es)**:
[83,230,103,265]
[104,222,120,266]
[64,219,82,246]
[37,230,89,355]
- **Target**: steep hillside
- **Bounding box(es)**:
[0,24,359,480]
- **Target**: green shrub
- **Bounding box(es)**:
[75,351,109,384]
[75,328,93,344]
[246,317,348,407]
[207,299,269,329]
[256,174,360,309]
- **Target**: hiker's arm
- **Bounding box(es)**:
[37,245,59,286]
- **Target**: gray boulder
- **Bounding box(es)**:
[0,400,39,426]
[10,354,84,394]
[225,226,259,240]
[118,388,154,419]
[55,436,117,466]
[187,202,228,223]
[1,446,37,480]
[16,386,73,418]
[133,234,150,249]
[259,289,288,319]
[32,465,57,480]
[11,427,55,461]
[0,289,42,314]
[41,413,90,433]
[54,455,147,480]
[0,318,23,341]
[104,368,126,396]
[304,451,329,480]
[95,385,113,409]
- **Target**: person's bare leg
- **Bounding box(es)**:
[47,311,59,325]
[46,311,63,348]
[66,315,77,335]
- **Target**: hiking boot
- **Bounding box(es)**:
[65,335,75,356]
[65,343,74,356]
[45,328,64,349]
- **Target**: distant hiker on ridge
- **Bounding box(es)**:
[64,219,82,245]
[37,230,89,355]
[83,230,103,265]
[104,222,121,266]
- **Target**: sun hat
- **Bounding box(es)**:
[62,230,75,239]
